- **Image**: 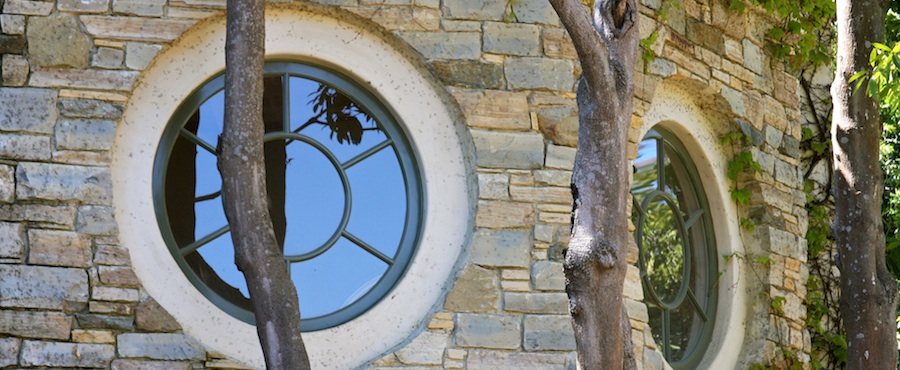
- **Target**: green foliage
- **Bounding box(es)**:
[640,31,659,67]
[729,0,836,69]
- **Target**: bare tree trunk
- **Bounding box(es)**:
[220,0,311,368]
[831,0,898,368]
[548,0,639,369]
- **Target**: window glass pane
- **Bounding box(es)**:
[280,139,346,256]
[642,197,684,304]
[291,237,388,319]
[197,91,224,146]
[192,232,249,299]
[289,77,386,163]
[633,138,659,195]
[346,147,406,258]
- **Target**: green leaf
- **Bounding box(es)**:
[732,188,751,205]
[767,27,786,39]
[875,42,893,52]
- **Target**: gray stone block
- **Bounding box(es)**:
[478,172,509,200]
[76,313,135,330]
[26,13,92,68]
[0,337,19,367]
[442,0,506,20]
[0,133,51,160]
[113,0,166,17]
[0,264,88,310]
[471,130,544,169]
[20,341,115,368]
[55,118,117,151]
[455,314,521,349]
[77,205,119,235]
[545,144,576,169]
[532,260,565,291]
[467,349,567,369]
[93,47,125,69]
[0,165,11,203]
[483,22,541,56]
[0,222,24,258]
[430,60,505,89]
[0,88,58,134]
[0,310,72,340]
[398,32,481,59]
[16,162,113,205]
[505,57,575,91]
[59,98,125,119]
[395,330,449,365]
[504,292,568,314]
[444,265,500,313]
[58,0,109,12]
[111,359,193,370]
[471,228,532,268]
[125,42,162,70]
[523,315,575,350]
[117,333,206,360]
[511,0,559,25]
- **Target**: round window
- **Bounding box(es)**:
[632,128,717,368]
[153,61,422,332]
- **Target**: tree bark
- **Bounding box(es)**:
[831,0,898,369]
[548,0,639,369]
[220,0,311,368]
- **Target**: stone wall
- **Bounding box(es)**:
[0,0,808,368]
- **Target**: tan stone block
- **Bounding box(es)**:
[346,6,440,31]
[98,266,141,288]
[446,348,467,360]
[427,319,454,330]
[450,88,531,130]
[370,354,399,366]
[784,257,800,272]
[476,200,534,229]
[1,54,28,87]
[166,7,218,19]
[509,185,572,205]
[28,229,92,268]
[445,265,501,313]
[509,171,534,186]
[538,211,569,225]
[501,268,530,281]
[81,16,195,42]
[89,301,134,315]
[73,329,116,344]
[30,68,138,92]
[501,280,530,292]
[59,89,129,102]
[433,312,453,321]
[52,150,112,166]
[542,28,575,59]
[662,44,710,80]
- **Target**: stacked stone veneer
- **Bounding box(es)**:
[0,0,808,368]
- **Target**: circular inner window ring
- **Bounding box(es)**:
[636,190,691,310]
[113,7,474,369]
[262,131,352,263]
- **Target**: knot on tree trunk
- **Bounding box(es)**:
[565,235,619,274]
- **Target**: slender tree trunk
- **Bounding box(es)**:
[548,0,639,369]
[831,0,898,368]
[220,0,311,368]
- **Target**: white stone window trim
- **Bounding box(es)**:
[112,7,473,369]
[640,83,747,369]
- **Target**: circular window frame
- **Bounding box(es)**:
[152,61,423,332]
[112,6,475,369]
[639,83,748,370]
[633,127,718,369]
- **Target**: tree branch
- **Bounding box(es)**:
[548,0,613,96]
